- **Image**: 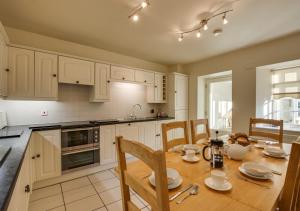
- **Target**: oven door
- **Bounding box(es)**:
[62,147,100,171]
[61,127,94,151]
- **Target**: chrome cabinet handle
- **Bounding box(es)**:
[36,154,41,158]
[25,185,30,193]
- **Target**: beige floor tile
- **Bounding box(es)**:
[93,178,120,193]
[28,194,64,211]
[61,177,91,192]
[88,170,115,183]
[135,194,149,206]
[49,206,66,211]
[141,206,151,211]
[30,184,61,202]
[94,207,107,211]
[131,195,146,209]
[65,194,104,211]
[63,185,97,204]
[106,196,144,211]
[99,187,122,205]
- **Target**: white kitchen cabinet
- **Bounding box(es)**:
[175,74,189,110]
[155,120,175,150]
[8,47,34,98]
[0,34,8,97]
[140,122,156,149]
[90,63,110,102]
[35,52,58,99]
[59,56,95,85]
[100,125,116,165]
[146,73,167,103]
[7,145,31,211]
[135,70,154,84]
[33,130,61,181]
[116,123,144,158]
[174,109,189,139]
[110,65,135,82]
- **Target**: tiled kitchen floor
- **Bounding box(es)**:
[28,169,151,211]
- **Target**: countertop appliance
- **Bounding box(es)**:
[0,111,7,130]
[61,127,100,171]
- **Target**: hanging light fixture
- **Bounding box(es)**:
[128,0,150,22]
[176,9,233,41]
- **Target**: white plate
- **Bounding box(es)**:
[149,174,183,189]
[242,162,272,177]
[182,155,200,163]
[239,166,273,180]
[262,150,287,159]
[254,144,266,149]
[204,177,232,191]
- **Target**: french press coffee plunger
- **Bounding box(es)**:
[202,131,224,168]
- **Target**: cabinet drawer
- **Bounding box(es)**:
[59,56,95,85]
[111,65,135,81]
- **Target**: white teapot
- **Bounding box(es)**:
[224,144,249,160]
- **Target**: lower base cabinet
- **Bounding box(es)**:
[100,125,117,165]
[7,146,31,211]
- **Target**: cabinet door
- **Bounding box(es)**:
[34,130,61,181]
[35,52,58,99]
[155,73,164,102]
[141,122,156,149]
[175,75,188,110]
[8,47,34,97]
[7,146,31,211]
[174,109,189,139]
[90,63,110,102]
[0,36,8,96]
[135,70,154,84]
[155,120,174,150]
[146,84,155,103]
[100,125,116,165]
[59,56,95,85]
[111,65,135,81]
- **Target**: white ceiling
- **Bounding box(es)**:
[0,0,300,65]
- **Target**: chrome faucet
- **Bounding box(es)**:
[128,104,142,120]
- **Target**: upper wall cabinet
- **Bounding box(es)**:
[0,34,8,97]
[59,56,95,85]
[146,73,167,103]
[111,65,135,82]
[35,52,58,99]
[90,63,110,102]
[135,70,154,84]
[8,47,34,98]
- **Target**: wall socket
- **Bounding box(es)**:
[41,110,48,116]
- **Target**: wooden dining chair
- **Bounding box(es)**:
[279,141,300,211]
[161,121,189,152]
[249,118,283,143]
[190,119,210,144]
[116,136,170,211]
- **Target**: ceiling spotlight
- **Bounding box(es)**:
[223,14,228,24]
[141,1,148,8]
[196,31,201,38]
[178,34,184,42]
[213,29,223,36]
[203,20,208,31]
[132,14,139,22]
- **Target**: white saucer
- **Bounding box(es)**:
[262,150,287,159]
[182,155,200,163]
[183,144,201,154]
[239,166,273,180]
[254,144,266,149]
[204,177,232,191]
[149,174,183,189]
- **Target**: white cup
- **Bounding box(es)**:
[211,170,226,188]
[186,149,196,160]
[257,140,266,146]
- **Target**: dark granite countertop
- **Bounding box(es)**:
[0,126,32,211]
[0,116,174,210]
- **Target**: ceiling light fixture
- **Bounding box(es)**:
[213,29,223,36]
[128,0,150,22]
[176,9,233,41]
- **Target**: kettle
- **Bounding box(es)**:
[224,144,249,160]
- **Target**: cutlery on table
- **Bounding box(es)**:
[169,184,193,201]
[237,174,271,189]
[271,170,282,175]
[176,185,199,204]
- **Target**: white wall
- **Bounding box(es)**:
[0,82,159,126]
[256,68,272,118]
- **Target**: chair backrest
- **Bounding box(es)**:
[161,121,189,152]
[190,119,210,144]
[116,136,170,211]
[249,118,283,143]
[280,141,300,211]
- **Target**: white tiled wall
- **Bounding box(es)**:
[0,82,160,126]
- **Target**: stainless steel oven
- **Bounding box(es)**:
[61,127,100,171]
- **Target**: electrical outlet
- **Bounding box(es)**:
[41,110,48,116]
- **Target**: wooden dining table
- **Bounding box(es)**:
[126,143,291,211]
